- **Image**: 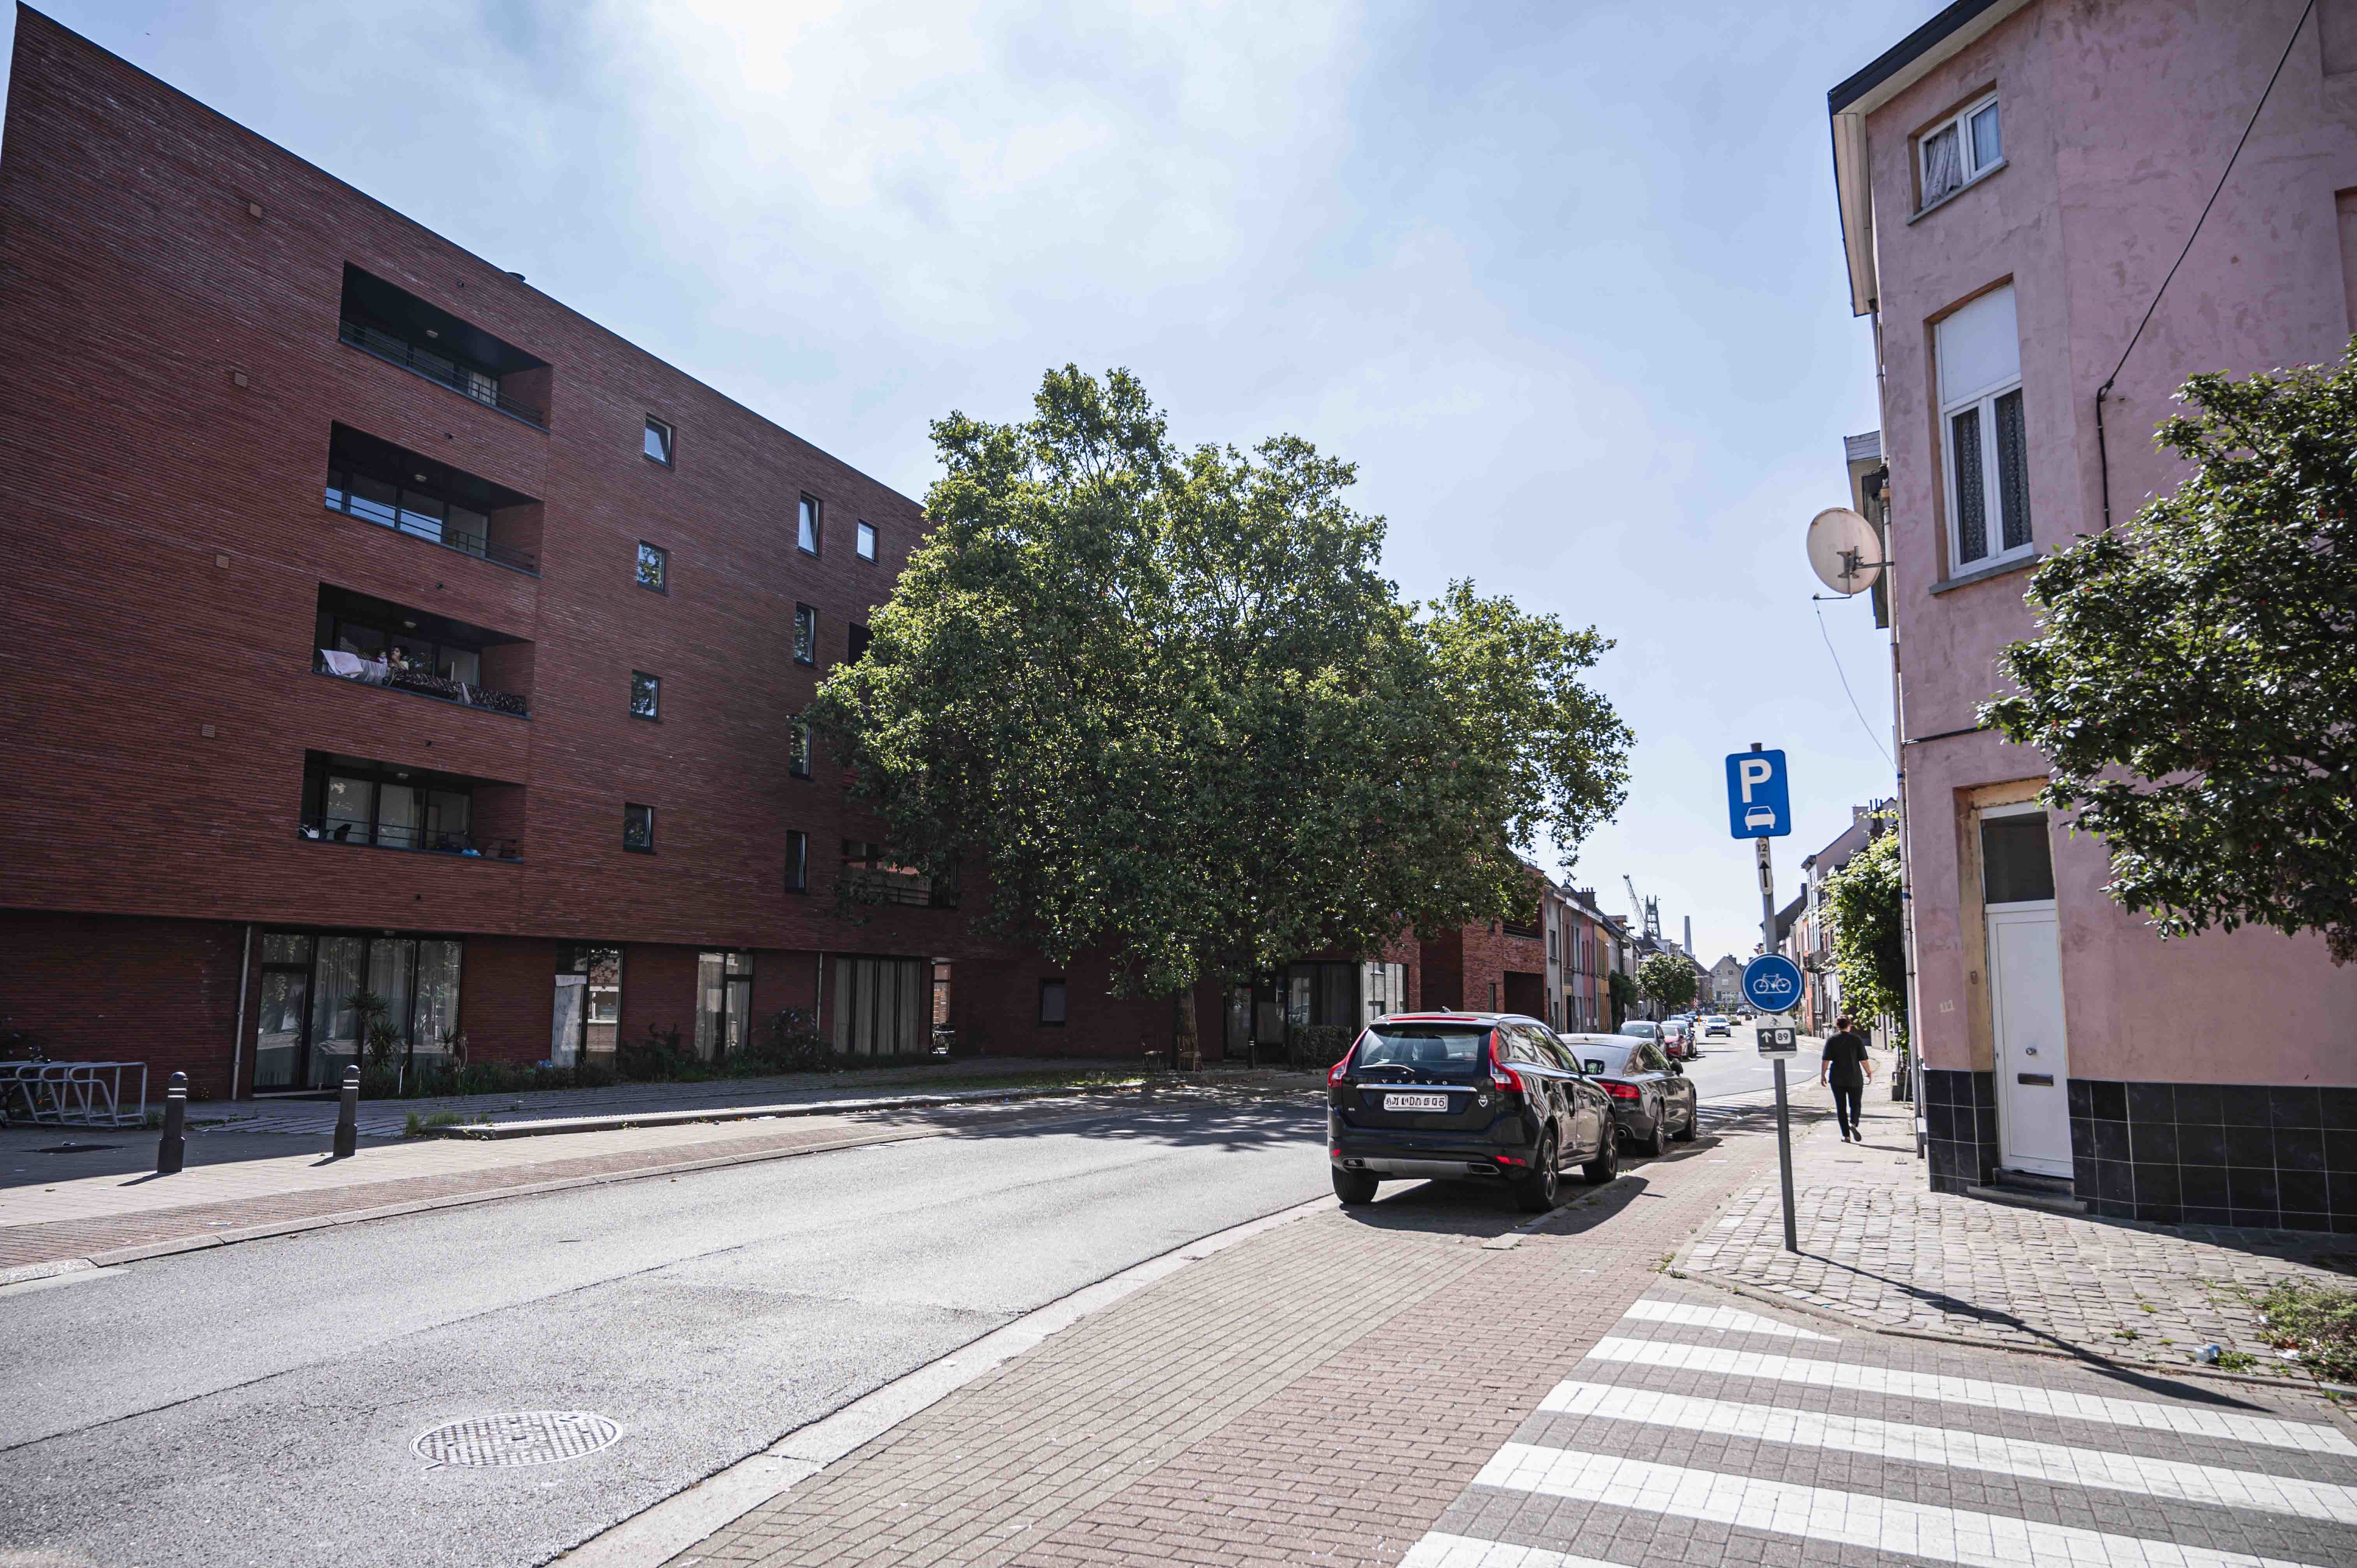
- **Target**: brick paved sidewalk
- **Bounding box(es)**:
[600,1085,1809,1568]
[161,1055,1163,1138]
[1679,1069,2357,1382]
[0,1086,1295,1276]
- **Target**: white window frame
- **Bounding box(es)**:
[1916,92,2002,214]
[1937,289,2032,576]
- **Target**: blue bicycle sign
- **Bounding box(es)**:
[1742,954,1803,1014]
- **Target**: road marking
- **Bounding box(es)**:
[1399,1533,1634,1568]
[1538,1381,2357,1523]
[1581,1338,2357,1455]
[1617,1300,1836,1340]
[1474,1446,2330,1568]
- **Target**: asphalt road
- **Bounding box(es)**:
[0,1095,1329,1568]
[1679,1021,1822,1100]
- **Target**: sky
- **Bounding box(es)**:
[0,0,1944,965]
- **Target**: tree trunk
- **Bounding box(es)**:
[1170,987,1200,1073]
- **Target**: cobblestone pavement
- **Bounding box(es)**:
[0,1087,1292,1274]
[649,1089,1808,1568]
[1402,1277,2357,1568]
[1680,1072,2357,1381]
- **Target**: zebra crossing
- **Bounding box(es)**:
[1398,1287,2357,1568]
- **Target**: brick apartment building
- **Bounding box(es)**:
[0,11,1226,1097]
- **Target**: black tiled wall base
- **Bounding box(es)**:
[1922,1068,1998,1194]
[2068,1079,2357,1232]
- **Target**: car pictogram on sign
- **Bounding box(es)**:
[1744,804,1776,831]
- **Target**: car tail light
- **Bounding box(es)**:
[1603,1081,1641,1100]
[1327,1052,1355,1088]
[1488,1037,1525,1095]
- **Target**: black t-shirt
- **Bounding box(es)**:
[1822,1031,1870,1089]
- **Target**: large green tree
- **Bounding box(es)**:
[1634,951,1696,1014]
[1820,828,1906,1042]
[808,367,1632,1062]
[1983,351,2357,962]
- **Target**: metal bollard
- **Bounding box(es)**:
[332,1065,359,1159]
[156,1070,187,1175]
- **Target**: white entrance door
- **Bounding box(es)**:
[1987,906,2070,1176]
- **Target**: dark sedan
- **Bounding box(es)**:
[1328,1012,1619,1211]
[1558,1032,1698,1156]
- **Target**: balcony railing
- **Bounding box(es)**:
[322,486,538,576]
[840,865,955,908]
[300,818,519,862]
[315,655,530,718]
[337,318,546,427]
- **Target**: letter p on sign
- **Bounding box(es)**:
[1724,749,1792,839]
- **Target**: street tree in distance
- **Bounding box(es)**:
[1634,952,1696,1015]
[1984,350,2357,962]
[808,366,1633,1065]
[1820,828,1906,1043]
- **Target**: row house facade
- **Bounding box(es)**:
[1827,0,2357,1226]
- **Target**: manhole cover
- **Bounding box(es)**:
[413,1411,620,1468]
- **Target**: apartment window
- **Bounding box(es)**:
[1918,94,2000,210]
[1039,979,1068,1026]
[848,623,871,664]
[790,717,812,779]
[630,671,660,720]
[798,494,822,556]
[622,802,655,852]
[793,604,817,666]
[856,521,877,561]
[1936,284,2031,570]
[252,929,465,1092]
[784,829,808,893]
[636,541,668,593]
[643,417,674,466]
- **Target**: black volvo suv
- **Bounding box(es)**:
[1327,1012,1618,1211]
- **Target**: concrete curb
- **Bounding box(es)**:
[422,1080,1133,1140]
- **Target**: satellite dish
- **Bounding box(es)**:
[1807,507,1884,595]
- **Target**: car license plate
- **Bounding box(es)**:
[1384,1093,1449,1112]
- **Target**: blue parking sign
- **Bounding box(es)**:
[1725,749,1791,839]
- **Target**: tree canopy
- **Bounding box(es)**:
[807,367,1633,1030]
[1820,828,1906,1041]
[1634,951,1696,1014]
[1983,350,2357,963]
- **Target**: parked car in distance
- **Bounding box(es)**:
[1618,1020,1661,1046]
[1660,1018,1693,1059]
[1327,1012,1619,1212]
[1564,1033,1699,1155]
[1702,1015,1732,1038]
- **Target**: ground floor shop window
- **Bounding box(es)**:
[836,956,927,1054]
[251,929,463,1092]
[695,950,752,1062]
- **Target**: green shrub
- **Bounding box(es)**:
[617,1023,696,1082]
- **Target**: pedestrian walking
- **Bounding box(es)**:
[1820,1015,1874,1143]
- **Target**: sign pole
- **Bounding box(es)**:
[1759,834,1798,1254]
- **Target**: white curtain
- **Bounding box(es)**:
[1921,125,1963,204]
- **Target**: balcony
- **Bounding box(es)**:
[840,842,956,908]
[314,584,532,719]
[299,750,523,862]
[337,265,550,428]
[325,423,542,575]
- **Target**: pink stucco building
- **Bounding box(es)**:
[1828,0,2357,1227]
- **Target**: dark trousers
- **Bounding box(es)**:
[1831,1082,1863,1138]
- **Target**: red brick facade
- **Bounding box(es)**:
[0,14,1203,1091]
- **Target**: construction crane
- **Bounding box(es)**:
[1621,875,1661,943]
